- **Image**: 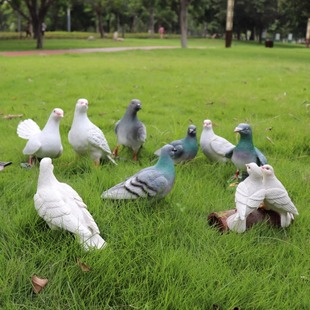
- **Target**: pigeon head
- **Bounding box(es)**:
[160,144,178,159]
[52,108,64,119]
[187,125,197,137]
[76,98,89,112]
[261,164,274,177]
[128,99,142,112]
[39,157,54,173]
[234,123,252,137]
[203,119,212,128]
[246,162,262,179]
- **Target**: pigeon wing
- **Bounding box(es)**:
[22,134,42,155]
[265,188,298,214]
[255,147,267,165]
[135,122,147,143]
[210,136,235,156]
[88,127,112,154]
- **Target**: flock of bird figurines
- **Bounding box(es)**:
[13,98,298,250]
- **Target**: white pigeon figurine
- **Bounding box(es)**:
[226,162,265,233]
[34,157,106,250]
[261,164,298,228]
[17,108,64,165]
[200,119,235,163]
[102,144,177,200]
[113,99,147,161]
[68,98,116,165]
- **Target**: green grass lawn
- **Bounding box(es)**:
[0,38,309,309]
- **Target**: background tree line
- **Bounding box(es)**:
[1,0,310,48]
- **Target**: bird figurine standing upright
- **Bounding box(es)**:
[154,125,198,163]
[113,99,146,161]
[226,162,265,233]
[102,144,177,200]
[17,108,64,165]
[68,98,116,166]
[261,164,299,228]
[225,123,267,180]
[200,119,235,163]
[34,158,106,250]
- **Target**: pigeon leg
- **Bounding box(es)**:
[133,151,138,161]
[113,145,119,157]
[94,159,100,167]
[28,156,34,166]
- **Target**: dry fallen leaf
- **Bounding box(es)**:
[32,275,48,294]
[77,258,91,272]
[266,136,275,145]
[3,114,23,120]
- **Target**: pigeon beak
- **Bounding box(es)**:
[234,126,242,132]
[57,111,64,118]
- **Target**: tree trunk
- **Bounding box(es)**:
[149,5,155,38]
[180,0,188,48]
[97,11,104,38]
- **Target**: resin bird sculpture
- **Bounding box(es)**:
[226,162,265,233]
[17,108,64,165]
[261,164,299,228]
[200,119,235,163]
[155,125,198,163]
[113,99,146,161]
[102,144,177,200]
[225,123,267,180]
[68,98,116,166]
[34,157,106,250]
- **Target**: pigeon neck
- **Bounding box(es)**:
[38,169,58,187]
[124,109,137,120]
[42,116,60,132]
[155,155,175,172]
[239,134,254,148]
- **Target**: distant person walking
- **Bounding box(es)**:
[41,22,47,36]
[159,26,165,39]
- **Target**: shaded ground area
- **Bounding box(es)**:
[0,46,178,57]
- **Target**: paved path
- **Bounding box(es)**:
[0,46,179,57]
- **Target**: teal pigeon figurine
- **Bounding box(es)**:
[154,125,198,163]
[113,99,147,161]
[102,144,177,200]
[225,123,267,180]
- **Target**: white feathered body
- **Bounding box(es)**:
[17,110,63,159]
[227,163,265,233]
[68,102,115,164]
[262,165,298,228]
[34,158,105,250]
[200,126,235,163]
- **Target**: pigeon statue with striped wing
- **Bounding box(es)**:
[102,144,177,200]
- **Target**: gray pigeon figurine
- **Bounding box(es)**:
[113,99,147,161]
[34,158,106,250]
[17,108,64,165]
[68,98,116,166]
[154,125,198,163]
[102,144,177,200]
[261,164,298,228]
[226,162,265,233]
[200,119,235,163]
[225,123,267,179]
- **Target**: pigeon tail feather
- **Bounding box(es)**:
[226,212,246,233]
[17,119,41,139]
[82,234,106,250]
